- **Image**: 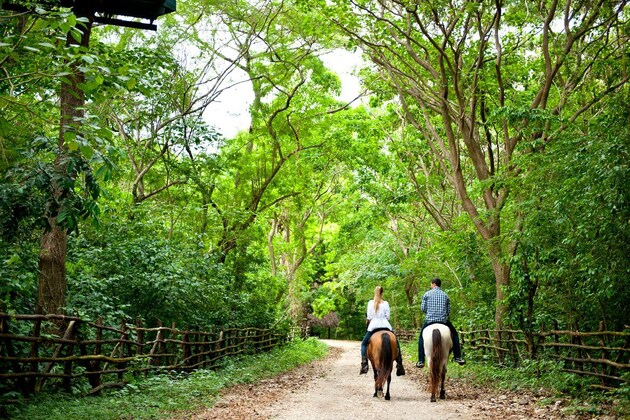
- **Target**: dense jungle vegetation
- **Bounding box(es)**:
[1,0,628,343]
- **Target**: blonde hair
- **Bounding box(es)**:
[373,286,384,313]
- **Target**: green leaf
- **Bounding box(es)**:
[80,145,94,160]
[64,131,77,143]
[66,140,79,151]
[70,29,82,43]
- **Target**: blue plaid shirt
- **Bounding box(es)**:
[421,286,450,323]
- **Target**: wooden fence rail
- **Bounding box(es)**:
[397,322,629,390]
[0,313,290,396]
[460,322,630,390]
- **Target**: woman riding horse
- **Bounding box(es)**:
[359,286,405,376]
[367,329,399,400]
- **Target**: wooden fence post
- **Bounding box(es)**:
[599,321,609,388]
[508,331,517,366]
[169,322,176,367]
[27,318,42,394]
[482,327,489,358]
[1,317,26,393]
[525,326,534,359]
[182,329,190,368]
[62,320,78,392]
[218,329,225,361]
[468,330,476,350]
[537,322,546,360]
[149,321,163,366]
[136,318,144,356]
[573,321,583,373]
[117,319,127,382]
[85,317,102,392]
[550,321,559,359]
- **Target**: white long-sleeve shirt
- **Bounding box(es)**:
[366,299,393,332]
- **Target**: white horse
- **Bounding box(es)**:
[422,323,453,402]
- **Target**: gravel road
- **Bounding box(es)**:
[262,339,474,419]
[178,339,616,419]
[186,339,491,419]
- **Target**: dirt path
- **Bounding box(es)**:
[260,339,474,419]
[182,339,563,420]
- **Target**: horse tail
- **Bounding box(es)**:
[375,332,394,389]
[429,328,443,396]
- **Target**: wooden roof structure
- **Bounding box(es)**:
[1,0,176,30]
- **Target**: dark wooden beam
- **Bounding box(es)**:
[94,16,156,31]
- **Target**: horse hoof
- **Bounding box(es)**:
[431,396,436,402]
[440,393,446,400]
[376,390,383,398]
[385,394,390,401]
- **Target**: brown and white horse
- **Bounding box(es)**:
[423,323,452,402]
[367,329,399,400]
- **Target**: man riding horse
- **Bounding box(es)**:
[416,278,466,368]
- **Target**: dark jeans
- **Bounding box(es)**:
[417,321,462,362]
[361,329,403,362]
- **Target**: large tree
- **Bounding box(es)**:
[328,0,629,328]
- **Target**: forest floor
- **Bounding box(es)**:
[173,340,615,419]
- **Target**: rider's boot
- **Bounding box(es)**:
[360,358,369,374]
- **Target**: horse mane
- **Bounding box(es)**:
[428,328,443,396]
[374,332,394,389]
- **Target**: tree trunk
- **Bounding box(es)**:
[488,240,510,360]
[489,248,510,331]
[36,222,67,315]
[36,12,93,316]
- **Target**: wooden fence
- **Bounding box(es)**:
[396,323,629,389]
[0,313,290,396]
[459,322,630,390]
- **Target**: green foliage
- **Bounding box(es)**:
[4,337,328,419]
[509,93,630,330]
[65,216,281,328]
[0,0,628,381]
[0,240,38,312]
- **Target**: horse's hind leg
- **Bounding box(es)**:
[373,368,383,398]
[439,367,447,399]
[384,374,391,400]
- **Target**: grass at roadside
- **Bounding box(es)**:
[4,337,328,420]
